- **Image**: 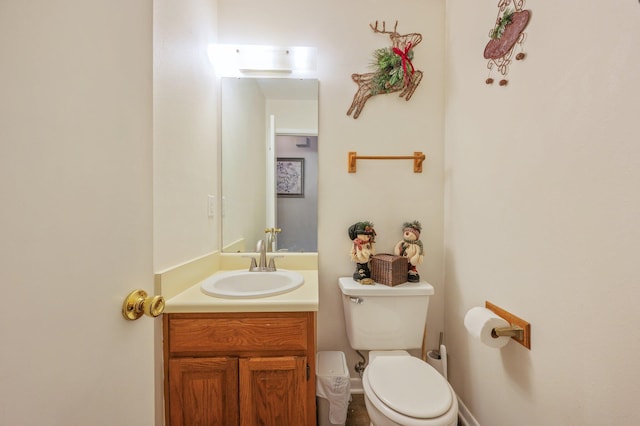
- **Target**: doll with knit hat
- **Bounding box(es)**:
[348,221,376,283]
[394,221,424,282]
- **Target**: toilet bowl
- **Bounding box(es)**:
[362,351,458,426]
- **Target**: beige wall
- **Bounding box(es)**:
[217,0,446,373]
[154,0,219,271]
[445,1,640,424]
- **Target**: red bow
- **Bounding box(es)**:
[353,238,368,251]
[393,42,415,87]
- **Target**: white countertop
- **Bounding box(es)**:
[163,269,319,313]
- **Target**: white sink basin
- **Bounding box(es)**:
[200,269,304,298]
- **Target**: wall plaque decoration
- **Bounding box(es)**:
[347,21,423,119]
[484,0,531,86]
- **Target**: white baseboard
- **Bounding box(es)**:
[350,377,363,394]
[457,396,480,426]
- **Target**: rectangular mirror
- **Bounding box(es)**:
[221,77,318,253]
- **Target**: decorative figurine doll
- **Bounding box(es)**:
[348,221,376,283]
[394,221,424,283]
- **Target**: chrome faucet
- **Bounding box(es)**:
[249,239,281,272]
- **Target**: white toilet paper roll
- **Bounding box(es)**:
[426,344,449,379]
[464,307,511,348]
[426,350,444,377]
[439,344,448,380]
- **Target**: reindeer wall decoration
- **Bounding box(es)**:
[347,21,423,119]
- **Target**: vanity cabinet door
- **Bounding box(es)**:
[239,356,307,426]
[169,357,239,426]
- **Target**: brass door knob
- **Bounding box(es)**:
[122,290,165,321]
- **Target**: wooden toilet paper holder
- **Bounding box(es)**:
[485,301,531,349]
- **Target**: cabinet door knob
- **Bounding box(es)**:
[122,290,165,321]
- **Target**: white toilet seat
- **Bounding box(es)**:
[368,356,452,418]
[363,355,458,426]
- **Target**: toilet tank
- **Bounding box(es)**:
[338,277,435,350]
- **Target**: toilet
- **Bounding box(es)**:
[338,277,458,426]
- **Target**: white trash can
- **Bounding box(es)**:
[316,351,350,426]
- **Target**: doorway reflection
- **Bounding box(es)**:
[276,135,318,252]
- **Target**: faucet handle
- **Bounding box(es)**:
[267,255,285,271]
[268,258,276,271]
[242,255,258,271]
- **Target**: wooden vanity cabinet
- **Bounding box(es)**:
[164,311,317,426]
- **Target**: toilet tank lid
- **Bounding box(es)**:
[338,277,434,296]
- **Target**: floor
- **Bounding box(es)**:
[345,393,370,426]
[344,392,463,426]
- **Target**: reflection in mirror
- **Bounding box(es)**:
[221,77,318,253]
